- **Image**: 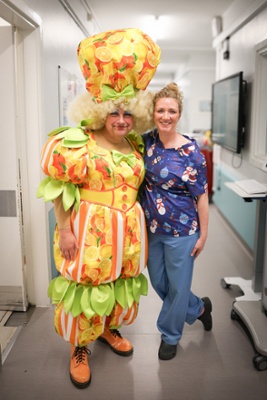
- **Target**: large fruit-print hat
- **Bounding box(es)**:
[77,28,161,103]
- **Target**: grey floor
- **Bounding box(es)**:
[1,204,267,400]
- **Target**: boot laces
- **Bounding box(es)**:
[73,346,91,364]
[110,329,122,338]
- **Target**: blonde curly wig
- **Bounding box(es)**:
[67,89,156,134]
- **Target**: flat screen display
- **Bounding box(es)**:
[211,72,244,154]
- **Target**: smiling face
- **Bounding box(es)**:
[105,108,134,141]
[153,97,181,134]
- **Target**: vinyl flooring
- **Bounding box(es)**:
[0,204,267,400]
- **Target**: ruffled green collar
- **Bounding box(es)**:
[48,120,144,155]
[48,119,93,148]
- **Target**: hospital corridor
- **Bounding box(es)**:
[1,204,267,400]
[1,1,267,399]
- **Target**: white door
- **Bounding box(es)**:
[0,25,28,311]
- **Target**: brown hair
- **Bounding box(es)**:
[153,82,184,114]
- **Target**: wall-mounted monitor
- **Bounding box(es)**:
[211,72,246,154]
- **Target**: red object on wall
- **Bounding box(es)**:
[201,149,213,197]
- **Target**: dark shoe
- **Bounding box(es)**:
[97,328,133,356]
[158,340,177,360]
[198,297,212,331]
[70,345,91,389]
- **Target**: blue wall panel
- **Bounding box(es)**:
[213,166,256,251]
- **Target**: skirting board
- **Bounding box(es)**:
[0,286,27,311]
[0,326,22,364]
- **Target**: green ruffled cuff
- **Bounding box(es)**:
[48,274,148,319]
[36,177,80,212]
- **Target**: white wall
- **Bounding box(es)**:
[212,0,267,249]
[214,0,267,183]
[0,0,91,307]
[3,0,266,306]
[175,52,215,133]
[24,0,88,136]
[29,0,90,305]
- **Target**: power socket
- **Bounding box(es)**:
[223,50,230,60]
[262,156,267,172]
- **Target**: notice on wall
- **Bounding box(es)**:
[58,65,84,126]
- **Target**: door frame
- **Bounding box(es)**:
[0,1,51,307]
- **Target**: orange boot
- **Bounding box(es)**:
[97,328,133,356]
[70,345,91,388]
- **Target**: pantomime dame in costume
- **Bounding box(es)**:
[37,28,160,388]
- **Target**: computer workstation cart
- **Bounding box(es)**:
[221,181,267,371]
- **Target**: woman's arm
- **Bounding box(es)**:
[191,191,209,258]
[54,196,79,261]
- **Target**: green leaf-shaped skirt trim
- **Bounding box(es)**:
[48,274,148,319]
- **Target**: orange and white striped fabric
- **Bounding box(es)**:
[41,131,148,345]
[54,302,139,347]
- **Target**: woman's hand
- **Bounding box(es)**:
[191,236,206,258]
[191,192,209,258]
[58,228,79,261]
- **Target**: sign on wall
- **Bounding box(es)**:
[58,65,84,126]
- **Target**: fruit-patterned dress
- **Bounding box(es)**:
[38,127,148,347]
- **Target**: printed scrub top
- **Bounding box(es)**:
[140,130,208,237]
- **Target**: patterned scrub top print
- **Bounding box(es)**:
[140,129,208,237]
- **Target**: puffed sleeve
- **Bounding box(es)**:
[37,124,90,211]
[40,136,88,183]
